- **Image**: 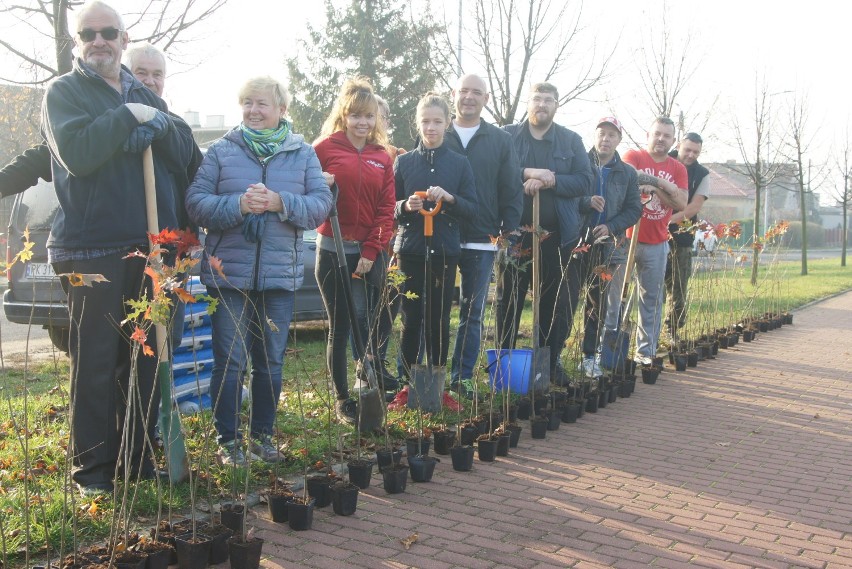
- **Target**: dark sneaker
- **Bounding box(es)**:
[377,359,401,391]
[78,482,113,498]
[449,380,473,399]
[250,435,286,463]
[217,439,248,467]
[335,398,358,425]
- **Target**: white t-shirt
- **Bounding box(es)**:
[453,122,480,148]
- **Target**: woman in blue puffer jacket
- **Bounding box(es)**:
[186,76,332,467]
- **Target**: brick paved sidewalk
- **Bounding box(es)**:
[243,292,852,569]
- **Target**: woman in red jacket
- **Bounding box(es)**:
[314,77,396,424]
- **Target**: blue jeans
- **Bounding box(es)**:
[635,242,669,358]
[451,248,496,382]
[209,287,294,444]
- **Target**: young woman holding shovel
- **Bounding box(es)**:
[391,93,478,399]
[314,77,397,424]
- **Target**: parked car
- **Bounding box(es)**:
[3,179,327,353]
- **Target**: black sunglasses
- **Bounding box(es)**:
[78,27,122,42]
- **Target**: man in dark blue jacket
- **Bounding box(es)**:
[41,0,196,497]
[498,83,593,385]
[444,74,523,395]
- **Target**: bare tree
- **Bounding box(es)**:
[0,0,228,83]
[730,77,782,285]
[834,124,852,267]
[441,0,614,126]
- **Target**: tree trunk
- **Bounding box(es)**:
[751,172,761,286]
[54,0,74,76]
[843,193,848,267]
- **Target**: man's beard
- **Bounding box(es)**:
[86,53,118,78]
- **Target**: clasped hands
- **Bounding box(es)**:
[240,183,284,214]
[523,168,556,195]
[405,185,453,212]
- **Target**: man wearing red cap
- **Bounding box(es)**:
[578,117,642,376]
[622,117,688,366]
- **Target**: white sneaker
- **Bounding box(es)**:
[634,354,653,367]
[582,357,603,378]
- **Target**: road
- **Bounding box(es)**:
[0,291,60,367]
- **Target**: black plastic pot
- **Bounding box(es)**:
[642,366,661,384]
[115,552,147,569]
[530,417,548,439]
[711,341,719,356]
[227,537,263,569]
[406,436,431,458]
[533,397,548,416]
[204,524,233,565]
[376,448,403,473]
[516,398,531,420]
[697,343,712,360]
[506,424,522,447]
[576,398,587,417]
[174,533,212,569]
[743,330,754,342]
[687,351,699,367]
[477,438,497,462]
[347,459,374,489]
[507,404,519,423]
[598,388,609,409]
[562,402,580,423]
[607,383,618,403]
[382,464,409,494]
[267,491,294,523]
[331,481,359,516]
[719,335,730,349]
[408,455,438,482]
[674,353,688,371]
[450,445,475,471]
[585,394,599,413]
[306,475,334,508]
[783,312,794,325]
[286,498,315,531]
[219,504,245,535]
[495,433,511,456]
[758,320,769,332]
[545,409,561,430]
[460,423,479,446]
[142,544,172,569]
[432,429,456,455]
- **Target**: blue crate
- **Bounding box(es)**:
[172,347,214,378]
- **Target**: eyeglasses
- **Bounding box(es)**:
[78,27,123,42]
[530,96,557,106]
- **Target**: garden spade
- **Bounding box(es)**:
[327,184,384,433]
[600,215,642,373]
[143,147,189,483]
[530,192,550,392]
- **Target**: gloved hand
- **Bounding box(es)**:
[123,125,155,153]
[144,110,171,140]
[125,103,158,123]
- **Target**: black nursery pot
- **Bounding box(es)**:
[516,398,532,420]
[267,492,294,523]
[743,330,754,342]
[562,402,580,423]
[597,388,609,409]
[495,433,511,456]
[719,335,730,349]
[687,351,699,367]
[227,537,264,569]
[347,459,374,489]
[546,409,561,430]
[219,503,245,535]
[477,438,498,462]
[585,393,599,413]
[432,429,456,455]
[408,455,438,482]
[607,384,618,403]
[451,445,475,471]
[115,551,147,569]
[376,448,402,473]
[576,398,587,417]
[507,404,519,423]
[642,366,661,384]
[460,423,479,446]
[406,436,431,458]
[530,417,548,439]
[331,481,360,516]
[674,353,688,372]
[533,397,548,416]
[382,464,409,494]
[174,533,212,569]
[286,498,315,531]
[506,424,523,447]
[306,475,334,508]
[204,523,233,565]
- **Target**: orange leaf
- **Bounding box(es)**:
[130,325,148,347]
[174,287,197,304]
[351,272,362,280]
[142,344,155,357]
[59,273,110,287]
[209,256,226,278]
[144,266,161,294]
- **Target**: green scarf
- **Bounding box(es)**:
[240,120,290,159]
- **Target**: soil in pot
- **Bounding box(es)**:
[562,402,580,423]
[450,445,475,471]
[138,539,173,569]
[408,455,438,482]
[459,423,479,446]
[642,366,662,384]
[506,423,523,447]
[406,436,431,458]
[347,459,374,489]
[267,488,295,523]
[203,523,233,565]
[516,397,532,420]
[115,551,147,569]
[382,464,409,494]
[477,436,498,462]
[495,432,511,456]
[432,429,456,455]
[219,504,245,535]
[227,536,264,569]
[376,448,403,473]
[306,475,335,508]
[331,481,360,515]
[530,417,548,439]
[174,532,212,569]
[286,497,315,531]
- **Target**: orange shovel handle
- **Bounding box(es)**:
[413,190,442,237]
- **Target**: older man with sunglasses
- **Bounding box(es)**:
[41,0,196,498]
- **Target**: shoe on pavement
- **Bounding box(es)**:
[634,354,653,367]
[250,435,286,463]
[78,482,114,498]
[217,439,248,467]
[582,357,603,378]
[335,398,358,425]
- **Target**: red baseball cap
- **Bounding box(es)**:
[596,116,623,134]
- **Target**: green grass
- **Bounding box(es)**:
[1,255,850,567]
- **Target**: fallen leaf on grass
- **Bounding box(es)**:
[400,533,418,550]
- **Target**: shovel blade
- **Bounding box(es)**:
[408,364,444,414]
[357,387,384,433]
[532,347,550,392]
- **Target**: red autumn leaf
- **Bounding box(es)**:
[600,271,613,282]
[130,325,147,347]
[174,287,197,304]
[142,344,155,357]
[572,243,590,254]
[209,256,226,278]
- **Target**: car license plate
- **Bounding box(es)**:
[24,262,56,280]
